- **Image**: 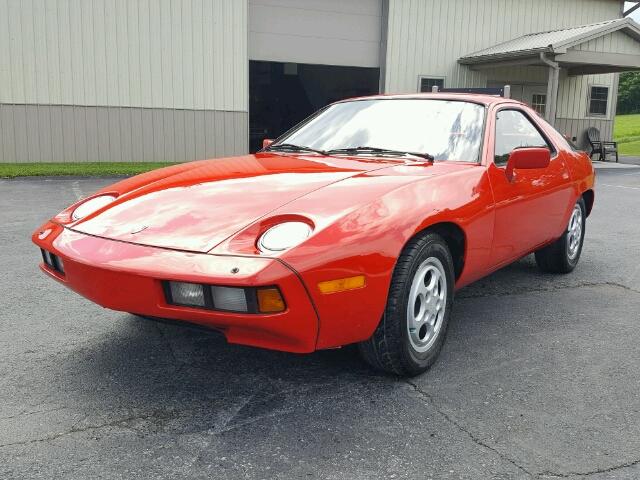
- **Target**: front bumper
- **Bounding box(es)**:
[32,222,319,353]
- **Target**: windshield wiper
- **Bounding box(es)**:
[264,143,328,155]
[326,146,434,161]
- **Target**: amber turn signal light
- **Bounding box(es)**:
[257,287,286,313]
[317,275,366,294]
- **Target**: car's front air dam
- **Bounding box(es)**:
[32,223,319,353]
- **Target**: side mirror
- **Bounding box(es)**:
[262,139,274,149]
[505,147,551,182]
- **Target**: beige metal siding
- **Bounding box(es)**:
[0,0,247,112]
[555,31,639,123]
[573,30,640,54]
[248,0,382,68]
[384,0,622,93]
[384,0,624,145]
[556,117,613,150]
[0,103,248,163]
[557,72,615,120]
[484,67,548,85]
[0,0,249,162]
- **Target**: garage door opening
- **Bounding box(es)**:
[249,61,380,152]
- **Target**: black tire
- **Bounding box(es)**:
[358,232,455,377]
[535,197,586,274]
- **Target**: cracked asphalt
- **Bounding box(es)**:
[1,162,639,479]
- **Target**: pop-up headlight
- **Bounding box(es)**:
[71,194,117,221]
[257,222,312,253]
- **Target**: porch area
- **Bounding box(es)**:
[459,18,640,150]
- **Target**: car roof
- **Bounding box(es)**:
[336,92,523,107]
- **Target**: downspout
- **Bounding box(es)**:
[540,52,560,126]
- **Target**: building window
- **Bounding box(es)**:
[531,94,546,116]
[588,86,609,116]
[419,77,445,92]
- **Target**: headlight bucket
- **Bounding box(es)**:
[257,221,313,253]
[71,194,118,221]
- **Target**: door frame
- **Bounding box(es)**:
[483,103,572,267]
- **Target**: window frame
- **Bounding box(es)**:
[418,76,446,93]
[531,93,547,117]
[492,107,557,168]
[587,84,610,118]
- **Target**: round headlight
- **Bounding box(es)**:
[258,222,312,253]
[72,195,117,221]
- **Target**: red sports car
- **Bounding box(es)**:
[33,93,595,376]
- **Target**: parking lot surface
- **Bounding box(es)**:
[1,163,639,479]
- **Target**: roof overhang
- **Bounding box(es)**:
[555,50,640,75]
[459,17,640,75]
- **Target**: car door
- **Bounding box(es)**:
[487,107,573,267]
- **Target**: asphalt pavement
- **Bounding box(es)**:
[1,163,639,479]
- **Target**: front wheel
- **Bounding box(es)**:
[358,232,455,376]
[535,198,586,274]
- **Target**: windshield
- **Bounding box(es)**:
[273,99,486,162]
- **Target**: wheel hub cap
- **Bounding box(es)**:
[567,204,583,260]
[407,257,447,353]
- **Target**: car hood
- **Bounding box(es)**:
[70,153,406,253]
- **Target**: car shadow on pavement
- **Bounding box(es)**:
[54,255,550,414]
[43,253,640,478]
[53,314,406,441]
[53,255,575,420]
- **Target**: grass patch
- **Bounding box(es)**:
[0,162,176,178]
[617,140,640,156]
[615,114,640,156]
[614,114,640,141]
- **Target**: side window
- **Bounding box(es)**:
[494,110,550,166]
[588,86,609,116]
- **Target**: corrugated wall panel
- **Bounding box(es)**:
[484,66,548,85]
[0,0,10,102]
[50,106,64,162]
[0,0,249,162]
[13,106,29,162]
[248,0,382,68]
[384,0,622,94]
[0,106,249,163]
[0,0,247,111]
[384,0,624,145]
[557,72,615,120]
[556,117,613,149]
[575,30,640,54]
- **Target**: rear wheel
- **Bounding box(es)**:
[358,232,455,376]
[535,198,586,274]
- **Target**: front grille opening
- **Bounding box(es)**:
[41,248,65,275]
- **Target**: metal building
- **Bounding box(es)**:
[2,0,640,163]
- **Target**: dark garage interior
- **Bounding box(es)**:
[249,61,380,152]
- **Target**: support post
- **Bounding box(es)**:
[540,52,560,125]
